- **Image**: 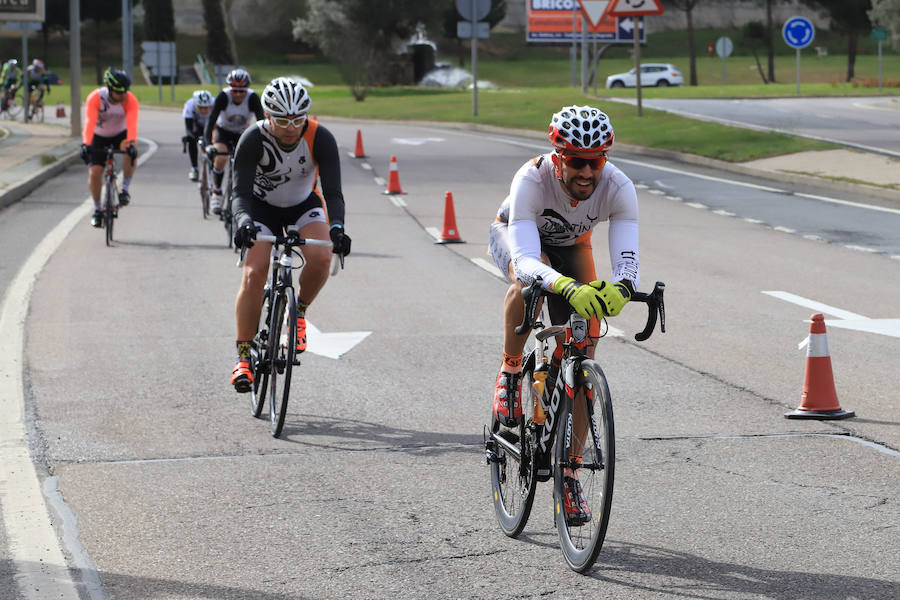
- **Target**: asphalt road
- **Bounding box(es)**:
[616,96,900,157]
[2,109,898,599]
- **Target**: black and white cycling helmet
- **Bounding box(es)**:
[192,89,214,108]
[548,105,614,154]
[225,68,251,89]
[261,77,311,117]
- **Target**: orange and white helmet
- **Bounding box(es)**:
[225,68,251,89]
[548,105,614,154]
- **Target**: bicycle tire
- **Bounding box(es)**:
[489,353,538,537]
[224,159,234,248]
[249,290,271,417]
[4,94,22,119]
[104,177,116,246]
[268,290,296,438]
[200,160,210,219]
[554,359,615,573]
[32,103,43,122]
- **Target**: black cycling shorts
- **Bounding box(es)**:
[88,131,136,167]
[249,192,328,237]
[212,127,242,151]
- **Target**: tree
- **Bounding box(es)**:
[668,0,701,86]
[144,0,176,42]
[802,0,873,81]
[82,0,125,84]
[441,0,508,67]
[764,0,776,83]
[293,0,445,100]
[868,0,900,50]
[743,21,769,83]
[202,0,234,64]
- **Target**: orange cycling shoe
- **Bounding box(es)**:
[562,471,592,526]
[231,360,253,393]
[295,316,307,353]
[492,370,522,427]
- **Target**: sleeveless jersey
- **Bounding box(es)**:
[182,97,210,128]
[215,89,259,134]
[251,119,321,207]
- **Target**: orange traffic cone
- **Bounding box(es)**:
[785,313,854,419]
[56,102,66,118]
[435,191,464,244]
[383,155,404,194]
[353,129,367,158]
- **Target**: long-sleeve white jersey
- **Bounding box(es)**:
[496,153,640,290]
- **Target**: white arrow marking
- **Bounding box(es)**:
[762,291,900,339]
[391,137,445,146]
[284,321,370,359]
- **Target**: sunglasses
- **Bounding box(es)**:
[230,89,247,95]
[270,115,308,128]
[561,153,607,170]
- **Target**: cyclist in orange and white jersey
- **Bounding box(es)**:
[81,67,139,228]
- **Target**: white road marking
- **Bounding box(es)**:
[425,226,442,240]
[471,257,503,278]
[0,137,157,600]
[389,196,407,207]
[773,226,796,233]
[391,137,445,145]
[762,290,900,339]
[685,202,707,209]
[304,322,371,359]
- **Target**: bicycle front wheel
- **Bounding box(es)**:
[249,290,272,418]
[553,360,615,573]
[224,161,234,248]
[268,290,296,438]
[200,161,210,219]
[489,355,538,537]
[104,178,116,246]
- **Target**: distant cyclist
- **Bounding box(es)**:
[81,67,139,228]
[488,105,640,525]
[182,89,214,181]
[23,59,51,107]
[203,68,264,215]
[0,59,19,112]
[229,77,351,393]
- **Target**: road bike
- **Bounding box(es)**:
[485,278,665,572]
[0,85,22,120]
[240,228,334,438]
[99,146,130,247]
[27,86,44,122]
[206,146,236,248]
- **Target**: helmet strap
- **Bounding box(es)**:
[550,152,563,180]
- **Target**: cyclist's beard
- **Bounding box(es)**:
[563,172,598,202]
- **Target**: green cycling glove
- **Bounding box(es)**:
[552,276,605,319]
[589,279,634,317]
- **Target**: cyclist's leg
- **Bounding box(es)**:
[233,228,273,391]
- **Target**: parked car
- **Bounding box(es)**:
[605,63,683,88]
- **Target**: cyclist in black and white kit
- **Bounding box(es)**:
[204,68,264,214]
[488,105,640,525]
[229,77,352,393]
[182,89,214,181]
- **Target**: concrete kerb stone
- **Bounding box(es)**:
[0,144,82,211]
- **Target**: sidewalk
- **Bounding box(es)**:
[0,113,82,210]
[2,110,899,212]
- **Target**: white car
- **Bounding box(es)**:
[605,63,684,88]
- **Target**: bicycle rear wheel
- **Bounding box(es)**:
[249,290,272,418]
[554,359,615,573]
[268,290,296,437]
[199,160,210,219]
[488,354,538,537]
[224,160,234,248]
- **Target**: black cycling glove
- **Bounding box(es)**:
[234,222,260,249]
[330,225,351,256]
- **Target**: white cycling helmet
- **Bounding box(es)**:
[262,77,311,117]
[548,105,614,154]
[192,89,214,108]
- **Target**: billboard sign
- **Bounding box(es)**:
[0,0,45,23]
[527,0,640,43]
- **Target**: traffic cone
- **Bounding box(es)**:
[56,102,66,118]
[353,129,366,158]
[383,155,404,194]
[435,191,464,244]
[785,313,854,419]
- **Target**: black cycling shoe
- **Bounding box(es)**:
[118,189,130,206]
[90,210,103,228]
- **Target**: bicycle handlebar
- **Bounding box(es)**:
[236,230,340,275]
[515,278,666,342]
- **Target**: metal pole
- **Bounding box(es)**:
[877,40,883,93]
[157,44,162,102]
[634,17,642,117]
[721,55,726,85]
[571,4,577,88]
[22,31,29,123]
[795,48,800,95]
[471,0,477,117]
[122,0,133,81]
[70,0,82,137]
[581,14,588,92]
[171,42,176,102]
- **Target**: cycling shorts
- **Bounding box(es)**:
[88,131,137,167]
[249,191,327,237]
[490,220,599,327]
[212,126,242,151]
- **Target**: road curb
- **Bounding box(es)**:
[0,149,81,211]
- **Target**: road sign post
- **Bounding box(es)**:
[873,28,888,92]
[608,0,665,117]
[456,0,491,117]
[715,36,733,85]
[782,16,815,95]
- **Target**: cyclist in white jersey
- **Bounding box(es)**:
[488,105,640,524]
[80,68,139,227]
[228,77,351,393]
[203,68,264,214]
[182,89,214,181]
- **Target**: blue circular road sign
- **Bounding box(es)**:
[782,16,815,49]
